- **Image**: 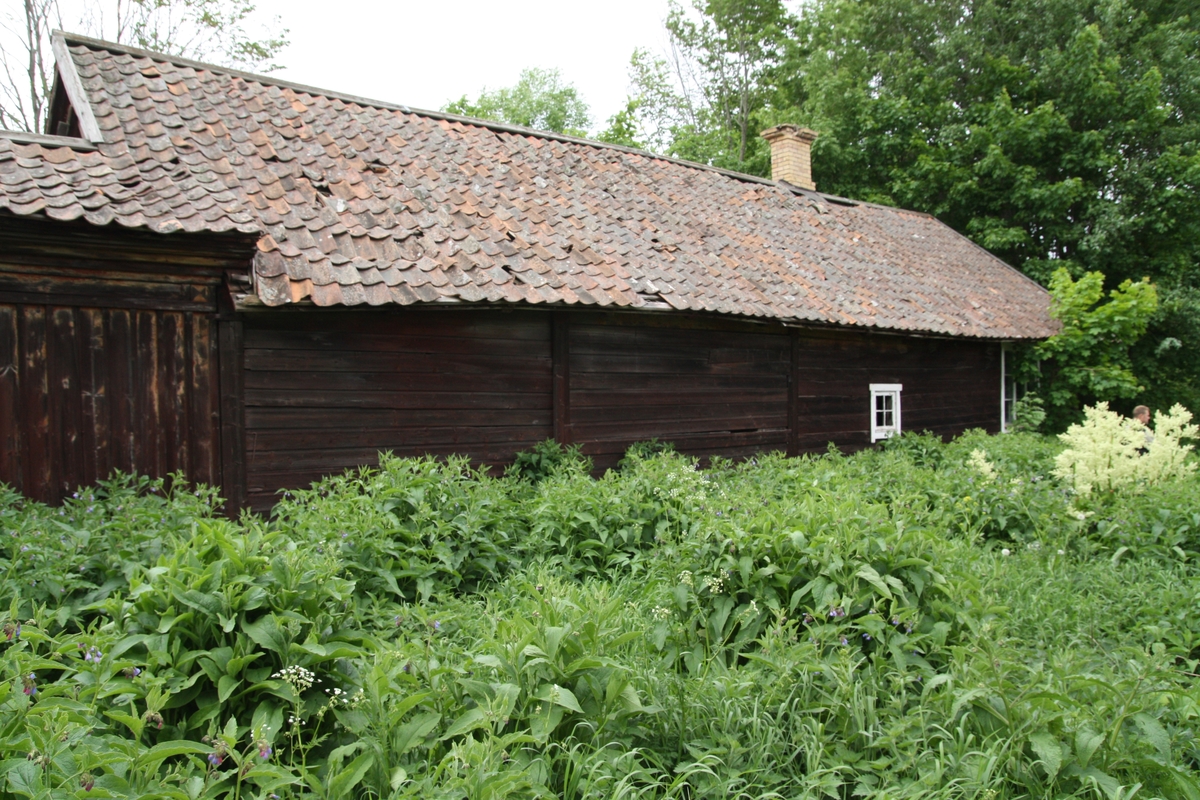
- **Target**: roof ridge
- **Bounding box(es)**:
[54,31,792,190]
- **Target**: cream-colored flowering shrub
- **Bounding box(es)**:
[1142,404,1199,485]
[1054,402,1197,494]
[967,448,997,482]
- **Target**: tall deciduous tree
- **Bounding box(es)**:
[1,0,288,133]
[443,68,591,137]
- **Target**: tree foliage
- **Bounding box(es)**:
[0,0,288,132]
[1028,268,1158,431]
[443,67,591,136]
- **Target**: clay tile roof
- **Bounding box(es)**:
[0,32,1055,339]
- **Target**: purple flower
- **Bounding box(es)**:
[22,673,36,695]
[840,636,849,646]
[2,622,19,641]
[83,646,103,664]
[123,667,142,679]
[258,742,273,760]
[79,773,95,792]
[862,633,871,641]
[207,752,224,767]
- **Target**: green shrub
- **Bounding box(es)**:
[269,454,521,603]
[508,439,592,485]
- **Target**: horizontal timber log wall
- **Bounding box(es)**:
[240,307,1001,509]
[792,328,1001,451]
[567,311,790,471]
[241,309,554,510]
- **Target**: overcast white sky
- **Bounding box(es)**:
[251,0,676,133]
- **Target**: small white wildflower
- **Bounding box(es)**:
[1000,548,1011,556]
[704,575,725,594]
[272,666,316,692]
[1057,549,1066,555]
[678,571,694,587]
[651,606,672,621]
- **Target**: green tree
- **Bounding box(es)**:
[609,0,796,170]
[1025,268,1159,431]
[0,0,288,132]
[443,67,591,136]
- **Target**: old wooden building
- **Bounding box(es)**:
[0,34,1054,511]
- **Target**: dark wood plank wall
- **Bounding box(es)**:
[0,214,253,505]
[237,307,1002,508]
[566,312,791,470]
[0,304,221,502]
[241,309,554,510]
[793,328,1002,451]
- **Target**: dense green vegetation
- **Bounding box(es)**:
[3,431,1199,799]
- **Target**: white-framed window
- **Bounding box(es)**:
[870,383,903,442]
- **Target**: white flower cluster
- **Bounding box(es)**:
[325,686,365,709]
[678,571,694,588]
[1055,402,1197,495]
[272,665,316,692]
[704,575,725,594]
[651,606,672,621]
[967,449,997,482]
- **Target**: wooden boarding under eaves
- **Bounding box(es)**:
[0,34,1055,512]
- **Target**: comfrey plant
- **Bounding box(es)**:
[1055,402,1197,495]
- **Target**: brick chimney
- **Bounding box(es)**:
[760,125,818,190]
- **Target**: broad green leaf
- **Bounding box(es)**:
[535,683,583,714]
[856,565,893,599]
[105,710,145,739]
[242,616,288,655]
[394,711,441,753]
[136,740,214,773]
[441,708,488,740]
[1029,732,1063,779]
[5,761,42,798]
[217,675,240,702]
[1133,713,1171,759]
[1075,728,1105,768]
[327,752,375,800]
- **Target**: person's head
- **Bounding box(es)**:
[1133,405,1151,425]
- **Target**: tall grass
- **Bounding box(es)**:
[2,433,1198,799]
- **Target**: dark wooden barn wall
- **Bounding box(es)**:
[565,312,790,471]
[240,309,554,510]
[0,304,220,502]
[237,308,1000,509]
[792,328,1001,451]
[0,214,254,506]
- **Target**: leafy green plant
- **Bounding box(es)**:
[1030,269,1159,431]
[508,439,591,485]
